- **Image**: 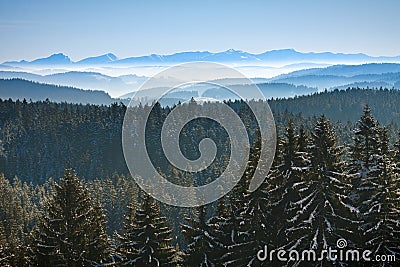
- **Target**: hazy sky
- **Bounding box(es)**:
[1,0,399,62]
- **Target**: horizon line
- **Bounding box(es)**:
[3,48,400,64]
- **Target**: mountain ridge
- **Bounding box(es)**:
[3,49,400,66]
[0,78,116,105]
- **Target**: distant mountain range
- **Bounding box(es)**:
[3,49,400,66]
[270,63,400,89]
[0,78,318,105]
[1,62,400,105]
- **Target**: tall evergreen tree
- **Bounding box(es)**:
[349,107,400,266]
[0,174,35,266]
[352,124,400,265]
[349,106,382,206]
[212,132,270,266]
[393,131,400,174]
[0,221,11,266]
[201,198,230,267]
[181,205,220,266]
[284,115,356,266]
[270,122,311,252]
[32,168,110,266]
[117,193,175,266]
[227,130,274,266]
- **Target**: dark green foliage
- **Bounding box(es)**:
[0,221,11,266]
[227,131,273,266]
[181,206,219,266]
[269,121,310,247]
[349,108,400,266]
[394,131,400,175]
[269,87,400,126]
[0,98,127,184]
[281,116,358,266]
[0,174,37,266]
[0,91,399,266]
[117,194,176,266]
[87,173,139,237]
[2,88,400,185]
[32,169,110,266]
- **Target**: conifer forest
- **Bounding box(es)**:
[0,88,399,266]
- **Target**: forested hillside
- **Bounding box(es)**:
[0,79,116,105]
[269,87,400,124]
[0,88,399,266]
[1,87,399,183]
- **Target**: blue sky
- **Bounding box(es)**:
[1,0,399,62]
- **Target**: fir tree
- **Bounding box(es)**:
[32,168,110,266]
[356,126,400,266]
[349,107,400,265]
[285,115,357,266]
[349,106,382,206]
[115,204,137,265]
[181,205,219,266]
[203,198,230,266]
[227,129,275,266]
[270,122,311,251]
[117,193,175,266]
[0,221,11,266]
[393,131,400,174]
[213,133,268,267]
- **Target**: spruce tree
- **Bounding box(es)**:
[32,168,110,266]
[0,221,11,266]
[216,204,253,267]
[285,115,356,266]
[239,180,272,267]
[203,198,230,266]
[349,107,400,265]
[349,105,382,207]
[181,205,219,266]
[115,204,137,264]
[226,130,274,266]
[355,126,400,265]
[270,122,311,251]
[214,133,269,266]
[117,193,175,266]
[393,131,400,174]
[208,165,253,267]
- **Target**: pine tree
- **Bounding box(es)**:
[270,122,311,251]
[117,193,175,266]
[349,107,400,265]
[285,115,357,266]
[238,181,272,267]
[32,168,110,266]
[349,105,382,207]
[0,221,11,266]
[356,126,400,265]
[393,131,400,174]
[224,129,275,266]
[115,204,136,265]
[202,198,230,266]
[216,204,253,267]
[206,166,253,267]
[212,133,269,267]
[181,205,220,266]
[0,174,34,266]
[297,125,308,153]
